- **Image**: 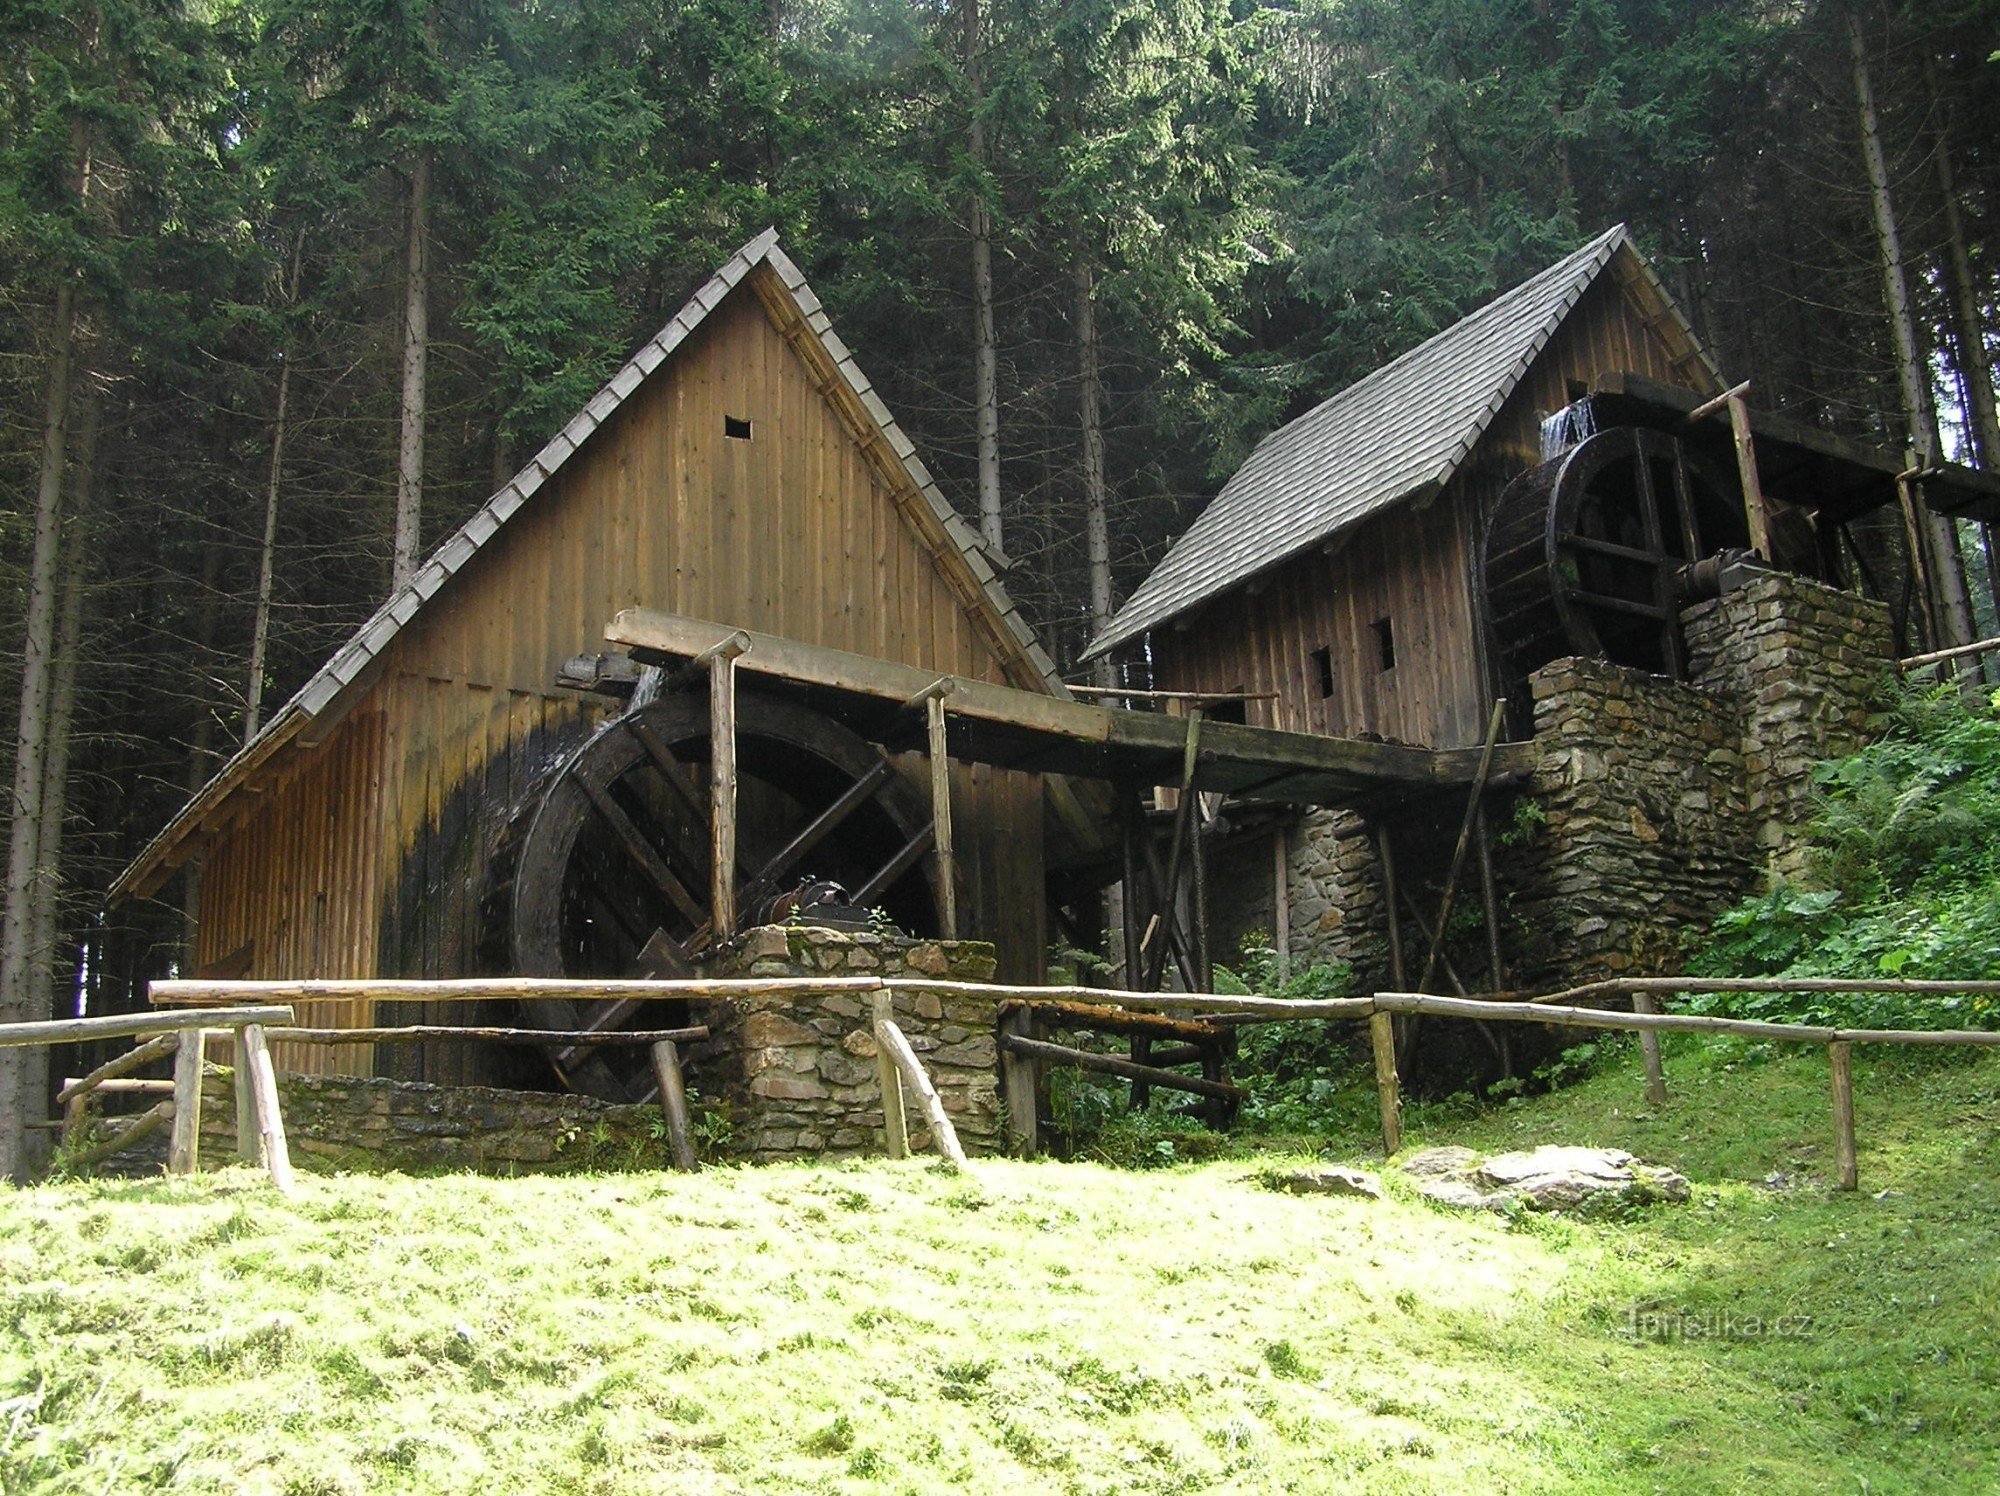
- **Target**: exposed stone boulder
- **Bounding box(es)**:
[1402,1144,1690,1215]
[1262,1164,1383,1199]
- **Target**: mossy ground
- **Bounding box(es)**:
[2,1039,1995,1493]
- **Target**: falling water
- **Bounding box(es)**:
[626,663,665,713]
[1539,396,1598,462]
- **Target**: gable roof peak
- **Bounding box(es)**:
[1085,224,1710,659]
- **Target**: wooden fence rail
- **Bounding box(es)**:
[150,976,2000,1189]
[9,1005,297,1191]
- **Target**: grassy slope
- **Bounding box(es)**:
[2,1041,1996,1495]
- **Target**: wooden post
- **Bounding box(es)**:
[1143,709,1204,991]
[1829,1041,1857,1191]
[235,1042,262,1166]
[1376,828,1406,990]
[1368,1008,1402,1155]
[237,1025,296,1194]
[871,988,908,1159]
[1897,470,1941,650]
[1633,994,1668,1106]
[999,1007,1038,1156]
[1119,790,1146,985]
[925,689,957,939]
[1473,808,1506,990]
[875,1017,968,1170]
[1190,794,1212,992]
[708,637,747,941]
[1727,389,1771,560]
[1128,1034,1152,1111]
[168,1027,206,1176]
[649,1040,698,1172]
[1272,825,1291,984]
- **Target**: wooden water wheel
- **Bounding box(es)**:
[1481,426,1746,687]
[498,690,938,1099]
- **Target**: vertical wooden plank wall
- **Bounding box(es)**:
[1148,276,1713,751]
[193,273,1054,1077]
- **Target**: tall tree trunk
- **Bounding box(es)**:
[1850,13,1976,649]
[393,152,431,594]
[1927,58,2000,650]
[964,0,1002,554]
[246,232,305,742]
[28,391,98,1029]
[1075,259,1113,686]
[0,277,79,1177]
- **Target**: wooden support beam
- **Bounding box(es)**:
[708,637,747,941]
[580,775,708,928]
[1272,825,1291,983]
[235,1053,260,1166]
[1143,709,1204,991]
[272,1024,710,1046]
[1368,1008,1402,1155]
[871,989,908,1159]
[998,1032,1243,1102]
[924,688,958,939]
[1830,1041,1857,1191]
[238,1025,295,1194]
[1419,699,1507,993]
[1727,389,1772,561]
[851,822,934,911]
[876,1017,968,1170]
[1191,796,1212,993]
[57,1031,180,1106]
[59,1100,173,1175]
[1474,808,1506,990]
[650,1040,698,1172]
[168,1028,205,1176]
[1377,827,1406,991]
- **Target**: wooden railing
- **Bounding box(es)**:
[150,975,2000,1192]
[19,1006,298,1191]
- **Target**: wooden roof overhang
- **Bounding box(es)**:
[604,610,1533,808]
[1592,371,2000,525]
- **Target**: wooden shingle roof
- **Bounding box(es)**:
[1087,225,1709,659]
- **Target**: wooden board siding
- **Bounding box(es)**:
[1146,274,1714,751]
[193,709,386,1076]
[193,276,1047,1079]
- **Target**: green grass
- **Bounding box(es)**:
[3,1040,1996,1493]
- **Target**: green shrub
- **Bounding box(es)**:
[1688,682,2000,1033]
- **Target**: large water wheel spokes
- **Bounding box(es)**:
[1483,426,1746,687]
[503,690,938,1099]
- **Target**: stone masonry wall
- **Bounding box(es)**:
[1283,808,1393,985]
[688,925,1005,1163]
[1684,573,1893,880]
[1502,657,1755,990]
[189,1071,669,1174]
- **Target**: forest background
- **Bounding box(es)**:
[1,0,1996,1033]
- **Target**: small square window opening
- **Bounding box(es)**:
[724,415,753,440]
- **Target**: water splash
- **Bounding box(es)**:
[626,663,665,713]
[1539,397,1597,463]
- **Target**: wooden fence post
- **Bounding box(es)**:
[925,688,957,940]
[238,1025,296,1194]
[650,1040,698,1172]
[998,1007,1038,1157]
[871,988,908,1159]
[1632,994,1668,1106]
[168,1028,206,1176]
[1368,1007,1402,1156]
[1830,1041,1857,1191]
[235,1040,261,1166]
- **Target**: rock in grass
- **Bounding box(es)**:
[1402,1144,1690,1216]
[1263,1165,1383,1200]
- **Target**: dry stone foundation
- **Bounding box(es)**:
[687,924,1007,1163]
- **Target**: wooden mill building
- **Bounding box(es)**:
[112,230,1069,1085]
[1087,224,1996,745]
[1085,225,2000,988]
